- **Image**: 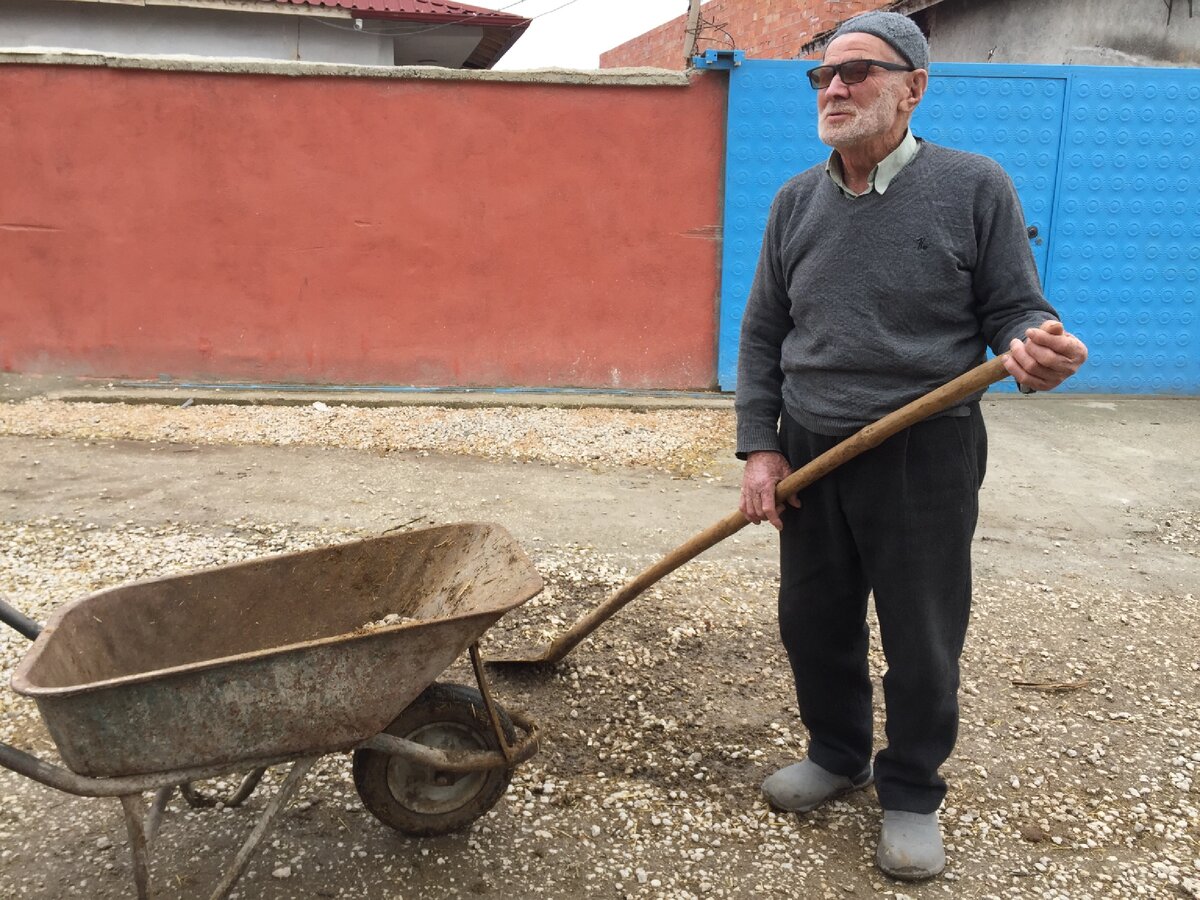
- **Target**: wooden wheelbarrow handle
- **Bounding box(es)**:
[492,354,1012,667]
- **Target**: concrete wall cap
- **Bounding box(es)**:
[0,47,693,85]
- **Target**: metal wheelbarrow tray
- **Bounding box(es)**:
[14,522,540,777]
[1,522,543,899]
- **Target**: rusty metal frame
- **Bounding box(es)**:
[0,725,537,899]
[0,686,540,895]
[204,757,318,900]
[0,681,539,899]
[357,705,539,772]
[0,740,311,798]
[470,641,519,765]
[0,707,538,792]
[113,756,320,900]
[1,521,544,898]
[181,766,267,809]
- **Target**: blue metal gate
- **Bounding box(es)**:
[711,55,1200,394]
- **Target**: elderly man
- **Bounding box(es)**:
[735,11,1087,881]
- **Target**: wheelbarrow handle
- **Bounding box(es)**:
[0,736,315,799]
[0,597,42,641]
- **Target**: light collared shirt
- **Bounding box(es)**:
[825,129,920,198]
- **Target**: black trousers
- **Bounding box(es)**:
[777,403,987,814]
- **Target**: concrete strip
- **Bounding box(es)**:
[5,374,1188,412]
[0,47,694,85]
[0,374,732,411]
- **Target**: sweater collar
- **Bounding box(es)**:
[825,130,920,198]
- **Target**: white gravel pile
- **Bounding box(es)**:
[0,400,732,475]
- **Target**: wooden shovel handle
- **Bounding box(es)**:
[773,353,1010,501]
[534,354,1011,665]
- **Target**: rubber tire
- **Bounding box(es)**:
[353,683,516,837]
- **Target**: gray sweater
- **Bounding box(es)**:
[735,140,1057,453]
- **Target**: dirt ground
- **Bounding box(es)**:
[0,390,1197,899]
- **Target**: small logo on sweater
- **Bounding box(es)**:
[915,236,929,251]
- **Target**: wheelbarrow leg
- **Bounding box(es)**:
[207,756,318,900]
[119,794,152,900]
[119,786,174,897]
[146,786,174,844]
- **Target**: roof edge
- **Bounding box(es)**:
[40,0,530,27]
[464,21,530,70]
[42,0,353,18]
[314,7,530,29]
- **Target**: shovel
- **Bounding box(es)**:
[490,354,1012,668]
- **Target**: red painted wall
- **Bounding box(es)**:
[0,65,726,389]
[601,0,881,69]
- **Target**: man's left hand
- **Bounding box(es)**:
[1003,320,1088,392]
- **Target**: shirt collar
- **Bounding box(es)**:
[825,129,920,198]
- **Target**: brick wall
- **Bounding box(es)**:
[601,0,883,69]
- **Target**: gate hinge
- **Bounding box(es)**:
[693,49,745,70]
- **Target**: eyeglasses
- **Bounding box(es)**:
[806,59,914,90]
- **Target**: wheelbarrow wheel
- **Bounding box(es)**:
[353,682,516,837]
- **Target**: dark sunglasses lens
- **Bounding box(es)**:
[808,66,832,89]
[839,61,873,84]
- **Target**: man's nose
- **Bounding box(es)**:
[823,74,852,100]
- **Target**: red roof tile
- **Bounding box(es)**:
[266,0,530,27]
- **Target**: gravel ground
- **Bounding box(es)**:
[0,399,731,476]
[0,396,1196,899]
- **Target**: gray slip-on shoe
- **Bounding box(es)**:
[876,810,946,880]
[761,758,873,813]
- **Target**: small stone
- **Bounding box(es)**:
[1020,824,1047,843]
[272,866,292,879]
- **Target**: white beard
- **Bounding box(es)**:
[818,84,903,148]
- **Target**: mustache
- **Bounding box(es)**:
[822,105,856,117]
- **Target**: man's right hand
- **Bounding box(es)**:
[740,451,801,531]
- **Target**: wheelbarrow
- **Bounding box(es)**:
[0,522,543,899]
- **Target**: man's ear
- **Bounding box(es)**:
[899,69,929,113]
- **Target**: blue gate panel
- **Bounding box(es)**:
[917,73,1065,277]
[1047,68,1200,394]
[720,62,821,394]
[718,59,1200,395]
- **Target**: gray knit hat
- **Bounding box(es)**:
[831,11,929,70]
